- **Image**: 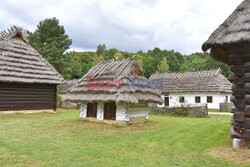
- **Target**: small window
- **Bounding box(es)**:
[207,96,213,103]
[226,96,228,103]
[195,96,201,103]
[179,96,184,103]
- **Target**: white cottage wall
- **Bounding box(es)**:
[116,105,129,121]
[159,92,231,109]
[126,103,149,120]
[80,103,87,118]
[97,103,104,120]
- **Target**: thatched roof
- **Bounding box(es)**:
[202,0,250,64]
[58,79,79,94]
[0,27,65,84]
[66,59,163,104]
[150,69,232,93]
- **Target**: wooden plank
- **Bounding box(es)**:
[244,118,250,129]
[233,112,245,122]
[230,128,250,140]
[230,65,245,77]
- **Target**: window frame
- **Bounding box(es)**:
[195,96,201,103]
[179,96,185,103]
[207,96,213,103]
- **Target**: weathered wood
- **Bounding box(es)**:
[231,118,244,126]
[231,128,250,140]
[232,88,245,98]
[229,55,243,65]
[228,74,239,82]
[231,95,250,106]
[231,97,246,109]
[0,82,57,111]
[233,78,246,87]
[244,118,250,129]
[233,112,245,122]
[231,108,250,117]
[230,65,245,77]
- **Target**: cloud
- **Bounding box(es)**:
[0,0,244,54]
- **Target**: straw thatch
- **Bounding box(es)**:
[0,27,64,84]
[58,79,79,94]
[150,69,232,93]
[66,59,163,104]
[202,0,250,64]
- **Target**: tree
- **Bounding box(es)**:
[157,57,169,73]
[96,44,106,57]
[114,51,124,61]
[28,17,72,75]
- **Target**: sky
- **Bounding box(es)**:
[0,0,244,54]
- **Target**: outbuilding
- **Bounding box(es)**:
[0,27,64,114]
[66,59,163,122]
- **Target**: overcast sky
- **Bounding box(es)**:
[0,0,244,54]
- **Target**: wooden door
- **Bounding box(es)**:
[164,97,169,107]
[87,103,97,118]
[104,102,116,120]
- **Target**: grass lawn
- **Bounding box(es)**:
[0,109,249,167]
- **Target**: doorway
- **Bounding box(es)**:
[104,102,116,120]
[87,103,97,118]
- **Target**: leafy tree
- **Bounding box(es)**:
[96,44,106,57]
[157,57,169,73]
[28,17,72,75]
[114,51,124,61]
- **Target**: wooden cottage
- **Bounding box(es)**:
[66,59,163,122]
[150,69,232,109]
[0,27,64,114]
[202,0,250,148]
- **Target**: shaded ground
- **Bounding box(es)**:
[0,109,248,167]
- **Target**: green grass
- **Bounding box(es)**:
[0,109,248,167]
[208,109,221,112]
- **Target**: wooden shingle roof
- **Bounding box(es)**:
[0,27,65,84]
[150,69,232,93]
[66,59,163,104]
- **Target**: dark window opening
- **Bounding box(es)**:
[226,96,228,103]
[164,97,169,107]
[207,96,213,103]
[179,96,184,103]
[195,96,201,103]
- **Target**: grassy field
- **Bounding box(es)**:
[0,109,249,167]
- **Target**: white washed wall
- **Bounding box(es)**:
[159,92,231,109]
[116,105,129,121]
[80,103,87,118]
[97,104,104,120]
[80,103,149,121]
[126,103,148,120]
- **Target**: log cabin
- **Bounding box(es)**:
[150,69,232,109]
[66,59,163,122]
[0,27,65,114]
[202,0,250,148]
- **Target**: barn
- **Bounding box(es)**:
[66,59,163,122]
[150,69,232,109]
[0,27,64,114]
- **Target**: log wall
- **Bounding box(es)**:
[229,54,250,140]
[0,82,57,112]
